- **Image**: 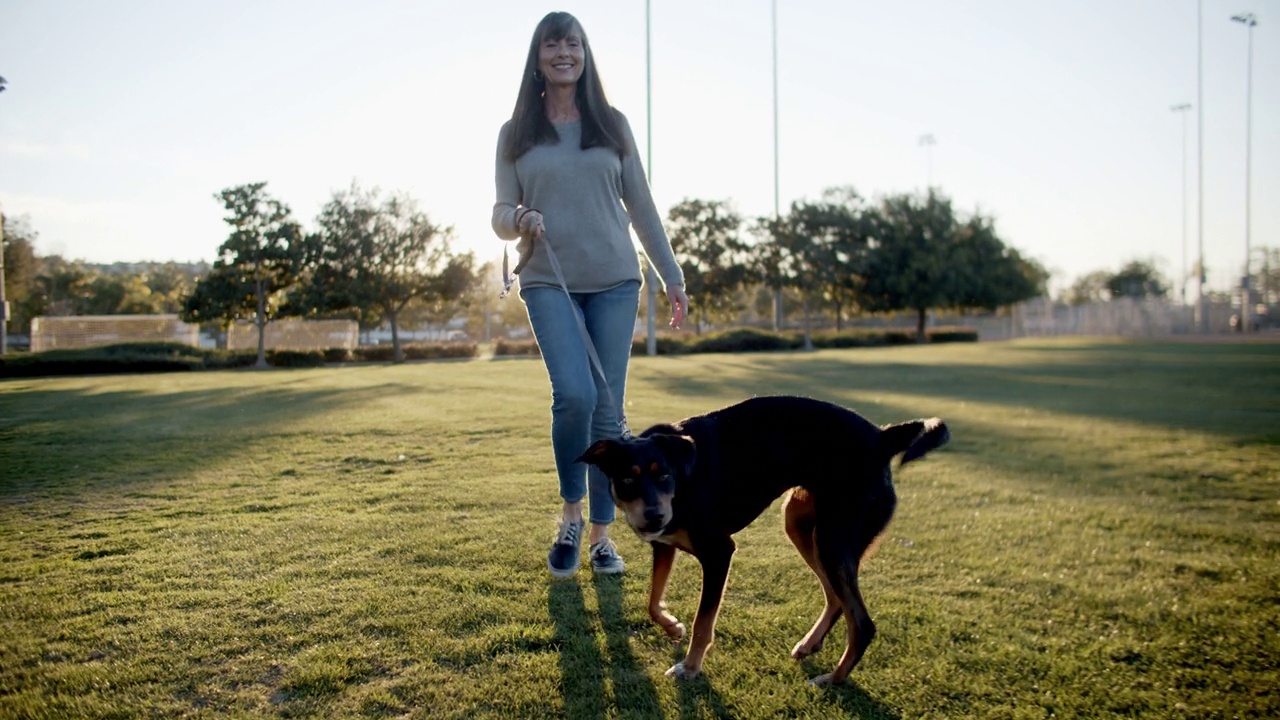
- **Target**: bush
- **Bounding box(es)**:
[810,330,889,348]
[266,350,326,368]
[353,345,396,362]
[401,342,479,361]
[201,349,259,370]
[323,348,353,363]
[927,326,980,343]
[690,328,801,354]
[494,339,541,357]
[0,342,206,378]
[0,326,980,379]
[345,342,481,363]
[630,334,693,356]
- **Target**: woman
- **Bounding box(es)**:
[492,11,688,579]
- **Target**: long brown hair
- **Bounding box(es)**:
[502,11,629,163]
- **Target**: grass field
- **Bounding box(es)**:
[1,337,1277,719]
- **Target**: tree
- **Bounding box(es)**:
[752,204,829,349]
[861,191,1045,340]
[859,191,955,339]
[946,215,1048,311]
[1064,270,1113,305]
[1251,247,1279,306]
[749,227,789,331]
[665,198,751,334]
[1,215,43,335]
[83,274,163,315]
[35,257,94,318]
[145,263,203,314]
[1065,261,1169,306]
[181,183,306,368]
[752,190,873,346]
[296,183,476,362]
[1107,260,1168,300]
[793,188,874,331]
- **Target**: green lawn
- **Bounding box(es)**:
[1,338,1277,719]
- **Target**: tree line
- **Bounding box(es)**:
[7,185,1275,360]
[668,187,1048,345]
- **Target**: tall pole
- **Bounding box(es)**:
[772,0,779,218]
[1172,103,1192,306]
[1232,12,1258,332]
[0,77,7,355]
[771,0,784,331]
[0,212,7,356]
[1196,0,1208,332]
[644,0,658,355]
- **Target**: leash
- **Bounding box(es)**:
[499,228,632,440]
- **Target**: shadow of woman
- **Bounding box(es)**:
[549,576,664,717]
[549,581,608,718]
[590,573,663,713]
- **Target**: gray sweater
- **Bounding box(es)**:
[491,112,684,294]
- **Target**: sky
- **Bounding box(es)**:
[1,0,1276,299]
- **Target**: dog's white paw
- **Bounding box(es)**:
[663,622,686,642]
[791,640,821,660]
[665,661,700,680]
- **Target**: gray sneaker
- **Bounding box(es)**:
[547,519,585,579]
[589,538,625,575]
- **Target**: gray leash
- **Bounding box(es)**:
[500,235,632,440]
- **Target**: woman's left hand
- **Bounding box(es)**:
[666,286,688,330]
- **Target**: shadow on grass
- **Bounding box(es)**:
[674,672,731,719]
[548,576,666,717]
[0,380,424,498]
[549,581,609,718]
[819,680,903,720]
[591,574,663,714]
[638,342,1280,508]
[652,341,1280,440]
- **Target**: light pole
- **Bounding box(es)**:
[1231,11,1257,332]
[1,211,7,356]
[773,0,780,220]
[1171,103,1192,307]
[918,134,936,190]
[1196,0,1208,332]
[0,75,8,355]
[772,0,784,331]
[644,0,658,355]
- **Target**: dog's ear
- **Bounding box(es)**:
[651,433,697,478]
[881,418,949,466]
[576,439,624,468]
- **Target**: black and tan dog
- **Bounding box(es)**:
[578,395,949,686]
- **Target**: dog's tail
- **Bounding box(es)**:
[881,417,949,466]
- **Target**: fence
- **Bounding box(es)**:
[227,319,358,351]
[972,298,1240,341]
[30,315,199,352]
[830,298,1249,342]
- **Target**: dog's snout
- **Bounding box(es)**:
[642,507,666,532]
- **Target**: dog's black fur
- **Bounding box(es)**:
[578,395,949,685]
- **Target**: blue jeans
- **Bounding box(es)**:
[521,280,640,525]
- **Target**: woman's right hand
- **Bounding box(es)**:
[517,209,545,240]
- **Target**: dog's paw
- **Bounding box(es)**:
[791,639,822,660]
[665,661,700,680]
[662,621,687,642]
